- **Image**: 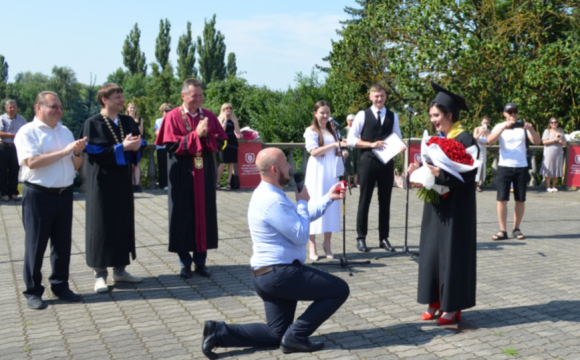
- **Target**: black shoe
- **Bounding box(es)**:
[54,289,82,302]
[27,296,47,310]
[380,239,395,252]
[195,265,211,278]
[133,185,142,193]
[357,239,369,252]
[180,266,193,279]
[202,320,218,359]
[280,336,324,354]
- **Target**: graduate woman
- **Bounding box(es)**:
[408,83,478,325]
[303,101,347,260]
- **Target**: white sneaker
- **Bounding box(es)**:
[113,271,143,283]
[163,186,168,191]
[553,188,558,192]
[94,277,108,293]
[546,188,553,192]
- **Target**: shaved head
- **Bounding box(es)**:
[256,148,284,175]
[255,148,291,188]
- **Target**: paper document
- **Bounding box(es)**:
[372,133,407,164]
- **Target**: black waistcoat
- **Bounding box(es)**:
[361,108,395,154]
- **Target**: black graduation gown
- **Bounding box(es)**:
[417,131,478,312]
[80,114,141,268]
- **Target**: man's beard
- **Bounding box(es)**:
[278,171,290,187]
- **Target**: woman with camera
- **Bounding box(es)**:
[540,117,567,192]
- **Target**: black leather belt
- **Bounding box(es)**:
[25,182,72,195]
[250,260,299,277]
[0,143,15,147]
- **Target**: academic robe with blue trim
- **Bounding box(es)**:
[80,113,143,268]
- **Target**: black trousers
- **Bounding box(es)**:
[215,262,349,347]
[156,148,168,189]
[356,152,394,241]
[22,186,73,298]
[0,145,19,196]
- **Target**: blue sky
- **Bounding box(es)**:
[1,0,356,90]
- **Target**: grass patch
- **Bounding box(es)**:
[502,347,518,356]
[494,332,504,337]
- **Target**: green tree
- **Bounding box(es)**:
[122,23,147,76]
[197,14,227,84]
[325,0,580,134]
[0,54,7,100]
[48,66,82,109]
[226,52,237,78]
[176,21,197,81]
[9,72,50,120]
[155,19,171,69]
[106,68,127,87]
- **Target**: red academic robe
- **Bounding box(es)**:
[155,106,227,253]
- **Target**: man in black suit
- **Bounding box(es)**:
[346,84,403,252]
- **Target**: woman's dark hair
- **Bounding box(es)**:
[311,100,337,147]
[428,101,458,123]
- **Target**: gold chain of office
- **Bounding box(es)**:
[101,112,124,144]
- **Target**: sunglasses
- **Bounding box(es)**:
[506,110,518,115]
[224,107,233,110]
[550,121,558,124]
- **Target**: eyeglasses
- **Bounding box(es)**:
[224,107,233,110]
[40,104,64,111]
[506,110,518,115]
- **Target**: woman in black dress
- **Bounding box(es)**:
[408,83,478,325]
[216,103,241,190]
[127,102,144,192]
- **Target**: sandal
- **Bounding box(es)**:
[476,187,482,192]
[226,183,231,191]
[513,228,525,240]
[216,182,222,190]
[492,230,508,241]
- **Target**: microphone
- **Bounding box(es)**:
[404,104,418,116]
[329,117,341,129]
[293,173,304,192]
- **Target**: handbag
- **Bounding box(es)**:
[394,169,407,189]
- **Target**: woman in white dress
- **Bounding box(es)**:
[473,116,491,192]
[304,101,348,260]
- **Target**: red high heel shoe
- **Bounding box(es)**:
[421,302,441,321]
[436,310,461,325]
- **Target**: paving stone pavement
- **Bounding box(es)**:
[0,187,579,360]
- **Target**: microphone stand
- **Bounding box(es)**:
[313,123,371,276]
[373,107,419,261]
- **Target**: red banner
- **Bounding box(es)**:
[408,141,421,165]
[566,145,580,187]
[238,142,262,189]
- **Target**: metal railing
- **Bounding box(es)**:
[77,140,580,192]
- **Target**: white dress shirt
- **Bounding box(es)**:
[14,117,76,188]
[347,106,402,147]
[248,181,333,268]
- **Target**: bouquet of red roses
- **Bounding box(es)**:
[410,130,479,203]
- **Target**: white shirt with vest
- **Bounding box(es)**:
[14,117,76,188]
[346,106,402,148]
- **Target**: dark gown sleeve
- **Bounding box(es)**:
[81,114,145,166]
[434,132,480,188]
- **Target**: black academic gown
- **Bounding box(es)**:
[80,114,141,268]
[417,131,478,312]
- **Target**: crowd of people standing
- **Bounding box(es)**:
[0,78,576,358]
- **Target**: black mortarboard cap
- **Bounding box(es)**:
[431,82,469,120]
